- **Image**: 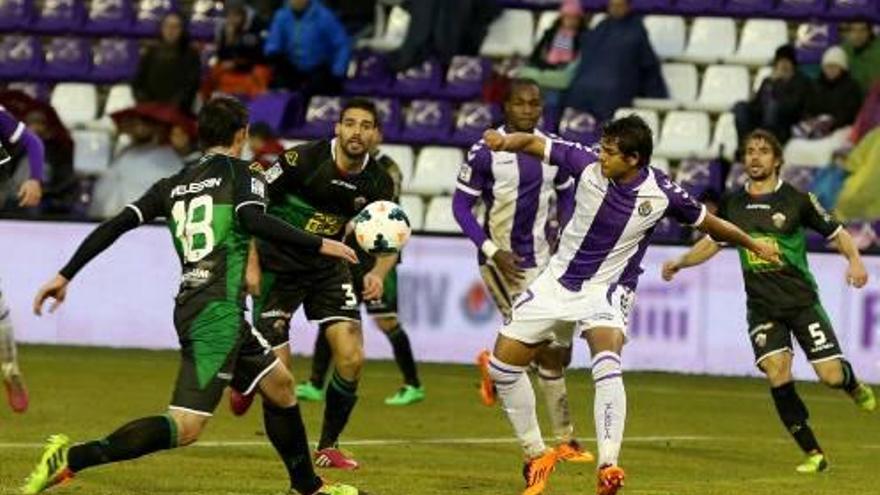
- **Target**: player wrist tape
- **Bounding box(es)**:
[481,240,499,258]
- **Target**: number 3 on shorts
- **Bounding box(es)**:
[808,322,827,347]
[342,283,358,308]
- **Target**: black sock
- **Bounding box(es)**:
[318,370,358,450]
[771,382,822,454]
[385,324,420,388]
[263,402,322,495]
[309,326,332,388]
[835,359,860,393]
[68,415,176,472]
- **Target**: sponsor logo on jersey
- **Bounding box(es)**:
[170,177,223,198]
[251,177,265,198]
[746,203,771,210]
[772,212,787,229]
[638,200,653,217]
[249,162,263,173]
[261,309,292,320]
[216,372,233,380]
[458,164,472,183]
[331,179,357,190]
[263,163,283,183]
[284,150,298,166]
[182,268,212,285]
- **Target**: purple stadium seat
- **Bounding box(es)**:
[294,95,342,139]
[676,159,716,199]
[371,97,403,142]
[189,0,222,40]
[674,0,724,15]
[84,0,134,35]
[796,22,838,65]
[400,99,453,145]
[133,0,179,37]
[538,106,560,134]
[450,102,501,147]
[248,91,304,135]
[557,107,599,145]
[724,0,775,16]
[344,50,393,96]
[91,39,139,83]
[776,0,829,19]
[0,0,35,31]
[725,161,748,190]
[651,217,685,243]
[32,0,86,34]
[6,82,53,102]
[828,0,878,21]
[438,56,491,101]
[43,37,91,82]
[630,0,674,13]
[581,0,607,10]
[392,60,443,99]
[0,36,42,80]
[781,165,818,191]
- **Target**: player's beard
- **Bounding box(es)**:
[342,139,367,162]
[746,166,774,182]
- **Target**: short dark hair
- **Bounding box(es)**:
[249,121,276,140]
[745,128,784,170]
[601,114,653,167]
[339,97,380,129]
[503,78,541,103]
[197,96,249,149]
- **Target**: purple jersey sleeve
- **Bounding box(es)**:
[0,107,45,180]
[657,172,707,226]
[456,142,492,196]
[452,189,489,248]
[546,139,595,179]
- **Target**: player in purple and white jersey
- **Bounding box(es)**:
[452,79,592,464]
[481,115,780,495]
[0,105,44,413]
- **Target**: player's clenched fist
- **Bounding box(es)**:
[483,129,506,151]
[661,260,679,282]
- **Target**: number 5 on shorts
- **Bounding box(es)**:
[808,322,827,347]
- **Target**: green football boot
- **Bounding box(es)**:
[295,382,325,402]
[849,383,876,412]
[21,434,74,494]
[795,452,828,474]
[384,385,425,406]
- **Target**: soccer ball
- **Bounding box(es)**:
[353,200,412,254]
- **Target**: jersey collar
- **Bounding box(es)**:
[745,178,784,195]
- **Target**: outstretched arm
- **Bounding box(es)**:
[832,228,868,288]
[697,213,780,264]
[661,235,721,281]
[483,129,547,159]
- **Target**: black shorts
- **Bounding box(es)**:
[746,303,843,367]
[171,300,277,415]
[254,261,360,348]
[351,265,398,317]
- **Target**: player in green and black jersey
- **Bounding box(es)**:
[244,98,398,469]
[23,97,363,495]
[663,129,876,474]
[296,142,425,407]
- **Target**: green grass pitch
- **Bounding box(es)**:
[0,345,877,495]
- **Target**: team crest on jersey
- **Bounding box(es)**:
[637,200,653,217]
[354,196,367,210]
[772,212,787,229]
[284,150,298,166]
[264,163,283,183]
[248,161,263,173]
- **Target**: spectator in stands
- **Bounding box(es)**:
[842,21,880,95]
[203,1,271,99]
[561,0,666,121]
[389,0,501,71]
[247,122,284,167]
[264,0,351,96]
[836,127,880,221]
[89,105,183,218]
[732,45,811,149]
[169,122,200,166]
[132,12,202,114]
[799,46,863,136]
[517,0,586,91]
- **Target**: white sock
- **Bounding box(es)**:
[489,355,546,458]
[0,289,18,375]
[536,366,573,443]
[591,351,626,467]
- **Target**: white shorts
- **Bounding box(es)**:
[500,268,635,347]
[479,263,544,320]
